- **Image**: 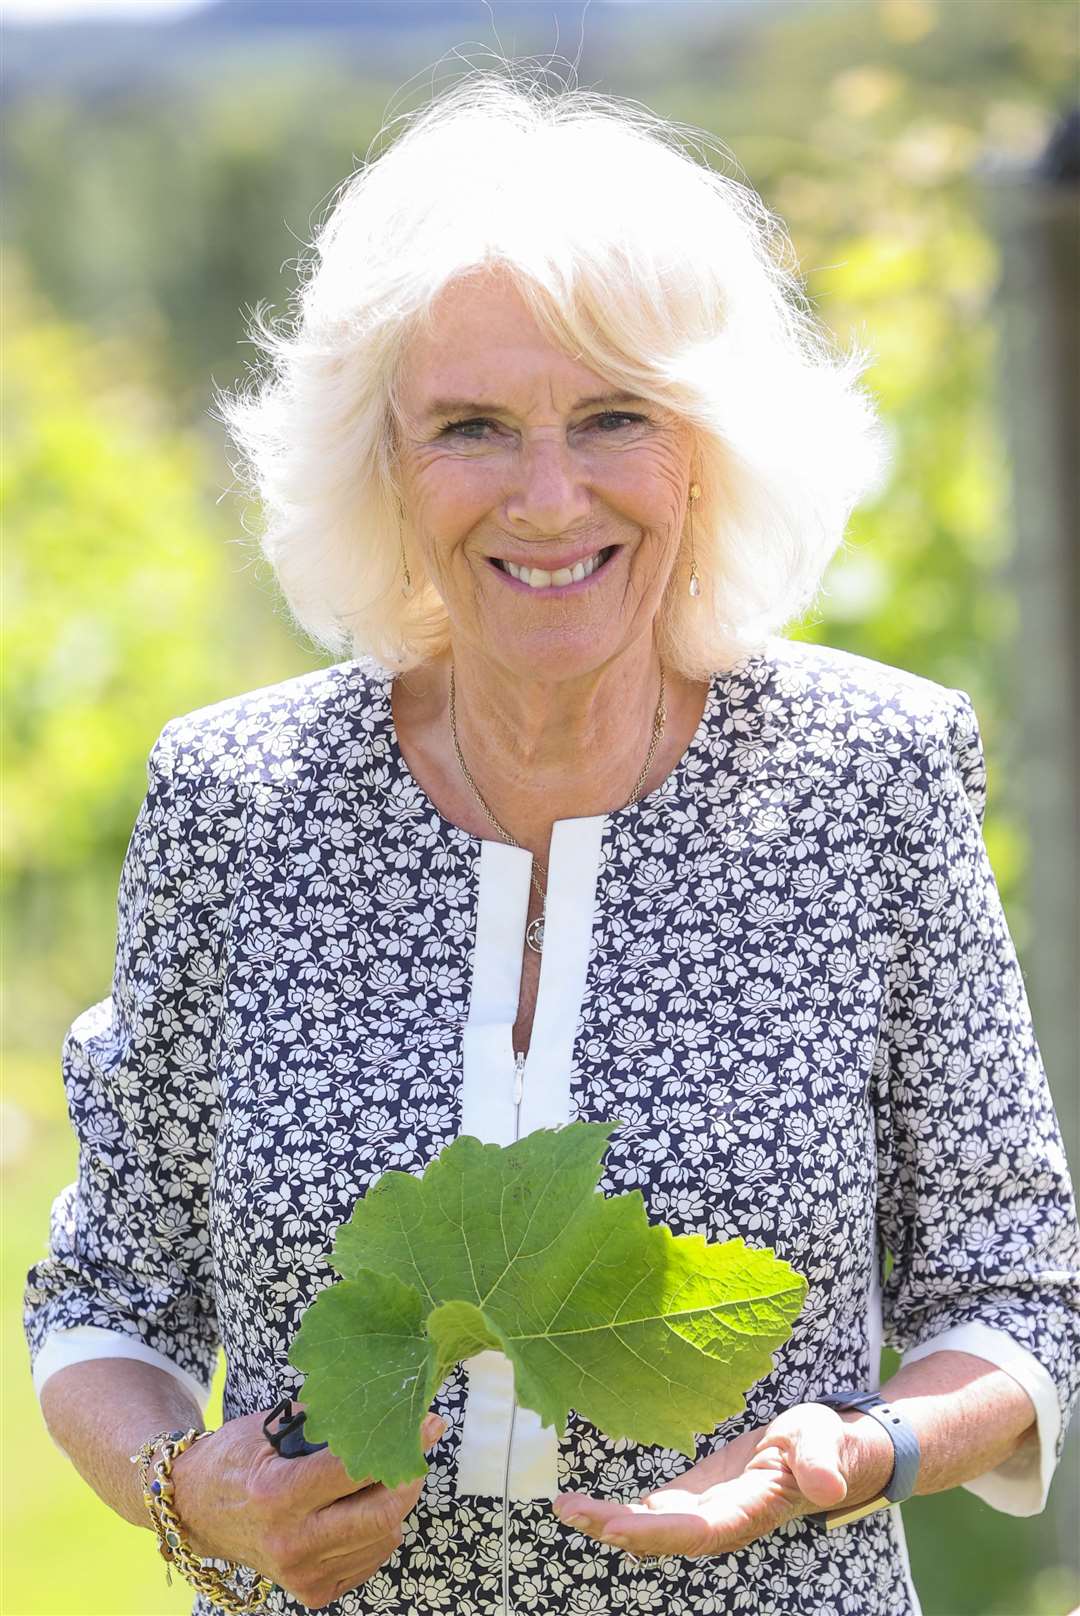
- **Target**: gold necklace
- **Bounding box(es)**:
[448,660,667,952]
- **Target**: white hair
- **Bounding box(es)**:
[213,66,892,678]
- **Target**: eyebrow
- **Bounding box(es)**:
[419,390,650,423]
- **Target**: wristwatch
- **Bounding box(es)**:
[807,1388,921,1531]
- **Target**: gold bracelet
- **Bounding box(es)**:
[131,1427,185,1578]
[130,1426,274,1613]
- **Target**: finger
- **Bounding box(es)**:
[268,1410,445,1512]
[422,1413,448,1450]
[557,1494,722,1557]
[259,1400,378,1504]
[392,1476,427,1526]
[265,1441,377,1510]
[292,1531,404,1605]
[760,1403,849,1508]
[792,1450,848,1507]
[598,1509,724,1558]
[313,1480,414,1559]
[604,1479,775,1559]
[561,1468,793,1559]
[320,1533,403,1584]
[554,1486,714,1533]
[554,1494,634,1537]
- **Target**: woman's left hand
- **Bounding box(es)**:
[553,1402,892,1558]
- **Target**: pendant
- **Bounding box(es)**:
[526,915,545,952]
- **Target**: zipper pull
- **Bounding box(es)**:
[513,1050,525,1106]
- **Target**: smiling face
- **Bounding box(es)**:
[391,270,695,683]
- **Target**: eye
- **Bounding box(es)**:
[438,417,498,440]
[437,410,648,442]
[588,411,648,434]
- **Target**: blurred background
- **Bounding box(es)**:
[3,2,1078,1612]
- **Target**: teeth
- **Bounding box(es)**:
[503,549,610,587]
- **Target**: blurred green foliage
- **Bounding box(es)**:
[3,0,1078,1611]
[2,254,308,1052]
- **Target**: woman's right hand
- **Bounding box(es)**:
[166,1403,447,1610]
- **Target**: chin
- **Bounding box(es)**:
[485,630,630,682]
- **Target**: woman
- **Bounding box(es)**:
[24,73,1080,1616]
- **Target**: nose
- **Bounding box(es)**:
[504,432,591,536]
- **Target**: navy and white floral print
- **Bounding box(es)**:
[25,636,1080,1616]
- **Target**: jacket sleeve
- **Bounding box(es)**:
[23,719,243,1418]
[873,686,1080,1516]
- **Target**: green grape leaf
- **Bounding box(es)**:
[288,1122,807,1488]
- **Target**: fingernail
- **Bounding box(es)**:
[563,1514,590,1531]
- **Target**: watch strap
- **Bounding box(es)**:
[807,1388,921,1530]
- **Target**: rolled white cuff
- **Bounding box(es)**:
[33,1325,212,1455]
[899,1320,1059,1516]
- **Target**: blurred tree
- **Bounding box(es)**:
[2,249,306,1047]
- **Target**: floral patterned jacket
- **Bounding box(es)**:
[25,636,1080,1615]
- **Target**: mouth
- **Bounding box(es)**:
[488,545,619,593]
